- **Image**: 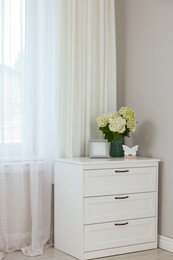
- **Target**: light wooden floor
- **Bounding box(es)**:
[3,248,173,260]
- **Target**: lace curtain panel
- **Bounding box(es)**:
[0,0,117,259]
[0,0,57,259]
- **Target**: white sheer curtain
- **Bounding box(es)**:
[58,0,117,157]
[0,0,57,259]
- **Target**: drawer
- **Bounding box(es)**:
[84,192,156,224]
[84,217,156,252]
[84,167,156,197]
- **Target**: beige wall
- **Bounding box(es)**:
[115,0,173,238]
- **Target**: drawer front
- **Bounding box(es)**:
[84,192,156,224]
[84,218,156,252]
[84,167,156,197]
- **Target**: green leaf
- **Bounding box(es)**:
[113,132,122,141]
[123,128,130,137]
[99,124,110,134]
[104,132,113,142]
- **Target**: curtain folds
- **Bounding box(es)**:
[58,0,117,157]
[0,0,117,259]
[0,0,57,259]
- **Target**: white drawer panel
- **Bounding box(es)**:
[84,218,156,252]
[84,167,156,197]
[84,193,156,224]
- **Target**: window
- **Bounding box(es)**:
[0,0,25,145]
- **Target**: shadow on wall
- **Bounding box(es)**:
[125,120,156,157]
[158,160,163,233]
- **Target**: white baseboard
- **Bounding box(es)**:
[158,235,173,252]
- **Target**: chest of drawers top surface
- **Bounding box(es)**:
[55,157,159,170]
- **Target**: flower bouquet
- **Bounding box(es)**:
[96,107,137,156]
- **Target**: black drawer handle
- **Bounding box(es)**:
[114,222,128,226]
[115,196,129,200]
[115,170,129,173]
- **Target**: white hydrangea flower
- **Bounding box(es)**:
[96,114,109,127]
[106,112,119,123]
[109,117,126,133]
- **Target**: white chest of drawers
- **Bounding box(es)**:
[54,157,159,260]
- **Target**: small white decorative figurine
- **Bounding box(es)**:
[122,145,139,159]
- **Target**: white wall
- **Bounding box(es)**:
[115,0,173,238]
